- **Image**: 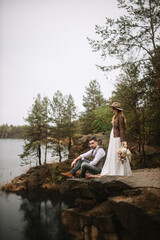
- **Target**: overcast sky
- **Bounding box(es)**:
[0,0,124,126]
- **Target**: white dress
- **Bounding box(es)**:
[101,128,132,176]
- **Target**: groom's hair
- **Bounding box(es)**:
[89,137,98,142]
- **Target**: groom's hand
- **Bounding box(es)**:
[71,159,76,168]
[71,156,81,168]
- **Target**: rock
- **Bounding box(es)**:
[62,200,122,240]
[62,208,88,239]
[59,176,134,201]
[69,133,108,159]
[41,183,58,190]
[2,182,26,192]
[103,233,119,240]
[60,168,160,199]
[60,168,160,240]
[109,194,160,240]
[2,163,56,192]
[75,199,97,211]
[90,225,99,240]
[92,214,121,234]
[2,155,160,240]
[118,230,133,240]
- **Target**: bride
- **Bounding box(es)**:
[101,102,132,176]
[87,102,132,178]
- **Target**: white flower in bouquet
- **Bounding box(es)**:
[121,147,126,154]
[126,148,131,155]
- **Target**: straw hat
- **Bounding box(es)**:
[110,102,123,111]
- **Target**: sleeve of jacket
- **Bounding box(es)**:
[119,115,125,142]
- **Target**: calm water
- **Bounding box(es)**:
[0,191,74,240]
[0,139,67,186]
[0,139,27,186]
[0,139,73,240]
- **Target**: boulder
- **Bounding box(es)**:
[61,168,160,240]
[69,133,108,159]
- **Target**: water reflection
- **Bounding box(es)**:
[0,191,74,240]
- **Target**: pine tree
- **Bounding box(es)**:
[110,61,160,167]
[64,94,77,152]
[88,0,160,98]
[50,90,65,162]
[40,96,51,163]
[93,106,113,135]
[20,94,50,165]
[81,80,106,134]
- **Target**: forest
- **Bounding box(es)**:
[0,124,25,139]
[0,0,159,168]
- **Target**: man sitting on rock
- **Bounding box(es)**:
[62,137,106,178]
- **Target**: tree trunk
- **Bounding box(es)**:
[58,141,62,163]
[44,144,47,164]
[38,144,42,165]
[134,109,146,168]
[141,108,147,168]
[142,141,147,168]
[58,124,62,162]
[138,132,143,168]
[68,115,72,153]
[149,0,160,98]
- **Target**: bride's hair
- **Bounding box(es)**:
[111,109,126,125]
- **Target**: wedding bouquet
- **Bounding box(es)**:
[117,142,131,164]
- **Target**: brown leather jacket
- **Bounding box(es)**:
[113,114,126,142]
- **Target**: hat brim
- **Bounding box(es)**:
[116,107,123,111]
[110,106,123,111]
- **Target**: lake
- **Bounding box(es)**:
[0,139,68,186]
[0,139,73,240]
[0,139,27,186]
[0,191,74,240]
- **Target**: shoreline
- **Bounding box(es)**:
[1,163,160,239]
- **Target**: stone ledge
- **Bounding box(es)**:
[60,168,160,240]
[59,168,160,201]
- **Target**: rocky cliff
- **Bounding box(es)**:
[60,168,160,240]
[1,131,160,240]
[2,163,160,240]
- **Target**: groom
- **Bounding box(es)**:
[62,137,106,178]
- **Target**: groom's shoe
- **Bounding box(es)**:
[61,172,73,178]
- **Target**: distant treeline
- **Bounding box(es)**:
[0,124,25,139]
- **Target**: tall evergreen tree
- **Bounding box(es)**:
[93,105,113,135]
[110,61,160,167]
[50,90,65,162]
[40,96,51,163]
[81,80,106,134]
[88,0,160,98]
[64,94,77,153]
[20,94,50,165]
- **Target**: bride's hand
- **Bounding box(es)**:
[122,141,127,147]
[47,137,52,140]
